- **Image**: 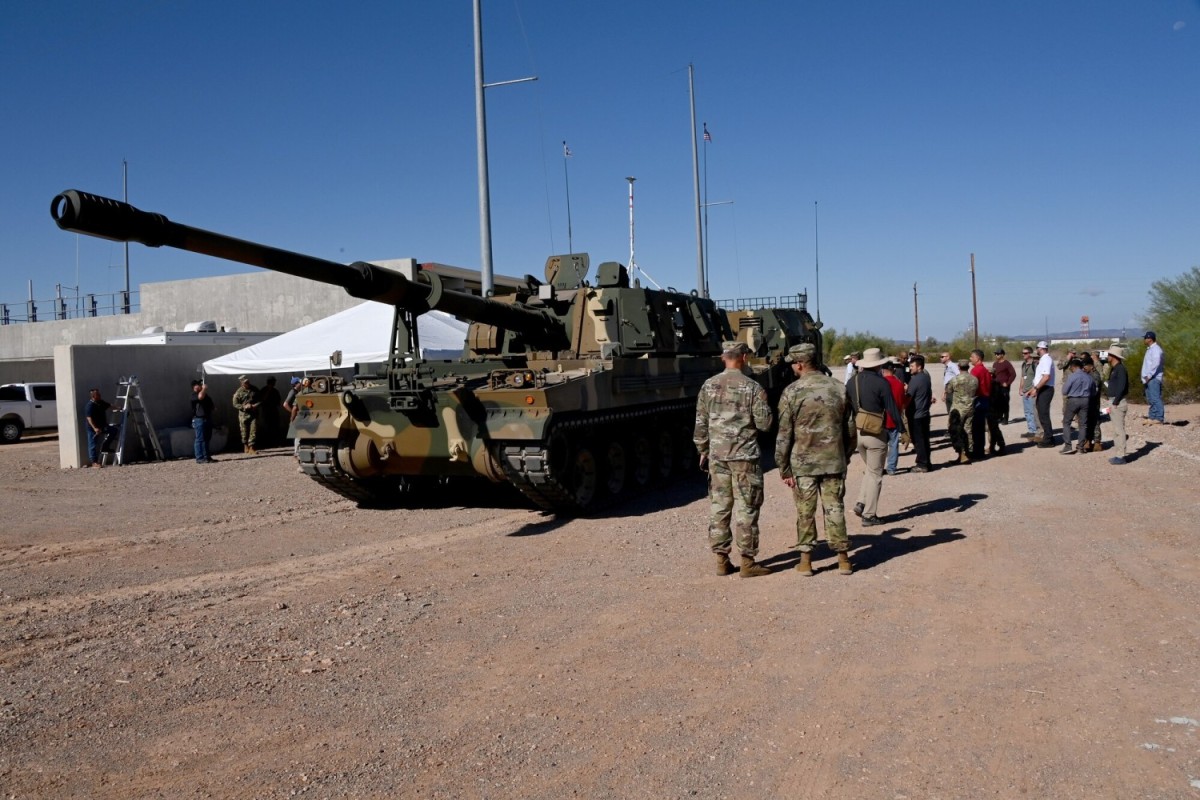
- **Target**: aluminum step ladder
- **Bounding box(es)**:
[112,376,164,465]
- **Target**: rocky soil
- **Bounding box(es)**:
[1,403,1198,799]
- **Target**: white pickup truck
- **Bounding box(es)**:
[0,383,58,443]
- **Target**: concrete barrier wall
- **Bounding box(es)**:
[0,358,54,384]
[4,271,361,360]
[54,344,298,469]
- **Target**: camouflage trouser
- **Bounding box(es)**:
[791,474,848,553]
[238,414,258,449]
[707,459,763,558]
[949,407,973,454]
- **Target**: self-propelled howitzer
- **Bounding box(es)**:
[52,190,732,512]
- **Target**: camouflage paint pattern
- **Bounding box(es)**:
[707,459,763,557]
[693,369,772,462]
[789,475,848,553]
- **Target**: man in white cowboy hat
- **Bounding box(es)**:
[844,347,904,526]
[1106,345,1130,464]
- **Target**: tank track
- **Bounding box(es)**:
[497,400,696,514]
[296,439,395,506]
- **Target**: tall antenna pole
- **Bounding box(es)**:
[562,141,573,253]
[970,252,979,350]
[813,200,821,322]
[473,0,494,296]
[702,122,710,296]
[913,282,920,352]
[122,159,130,313]
[627,177,637,280]
[688,64,705,297]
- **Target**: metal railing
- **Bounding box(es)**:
[1,289,139,324]
[716,294,806,311]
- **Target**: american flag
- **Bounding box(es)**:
[703,124,711,143]
[563,141,572,157]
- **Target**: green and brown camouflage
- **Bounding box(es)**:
[52,190,733,512]
[716,293,827,408]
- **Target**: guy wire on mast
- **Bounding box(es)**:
[813,200,821,322]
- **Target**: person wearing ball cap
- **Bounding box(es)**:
[694,340,773,578]
[1141,331,1166,424]
[1028,341,1057,447]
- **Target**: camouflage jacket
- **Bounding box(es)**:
[947,372,979,414]
[694,368,772,462]
[232,385,260,418]
[775,371,856,479]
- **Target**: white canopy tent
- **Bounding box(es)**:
[202,301,467,375]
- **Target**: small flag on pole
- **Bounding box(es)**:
[563,141,572,157]
[703,123,711,143]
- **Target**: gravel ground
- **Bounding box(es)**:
[1,402,1198,799]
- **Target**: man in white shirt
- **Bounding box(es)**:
[939,352,960,403]
[1027,341,1056,447]
[1141,331,1165,423]
[843,352,860,383]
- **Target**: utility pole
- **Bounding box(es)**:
[970,253,979,350]
[913,282,919,352]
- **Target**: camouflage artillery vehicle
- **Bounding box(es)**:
[52,189,733,513]
[718,293,827,408]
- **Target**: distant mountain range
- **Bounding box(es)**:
[1005,327,1132,343]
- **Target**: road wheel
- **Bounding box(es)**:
[603,440,627,497]
[570,445,598,510]
[1,420,22,443]
[629,433,653,489]
[655,429,675,479]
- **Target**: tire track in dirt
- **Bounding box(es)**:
[0,506,536,665]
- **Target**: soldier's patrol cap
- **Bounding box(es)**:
[957,358,970,370]
[721,341,751,357]
[784,342,817,363]
[238,374,249,382]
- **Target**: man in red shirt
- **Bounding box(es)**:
[882,358,907,475]
[968,349,992,459]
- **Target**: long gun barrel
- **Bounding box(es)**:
[51,190,568,350]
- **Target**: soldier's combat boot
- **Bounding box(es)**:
[837,551,853,575]
[958,452,970,464]
[247,447,258,455]
[714,553,735,576]
[795,551,814,577]
[739,555,770,578]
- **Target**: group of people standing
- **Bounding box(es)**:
[189,374,310,463]
[694,331,1169,578]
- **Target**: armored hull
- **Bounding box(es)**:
[52,190,730,513]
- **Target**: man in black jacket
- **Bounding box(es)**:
[845,348,904,526]
[1106,345,1130,465]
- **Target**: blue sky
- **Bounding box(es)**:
[2,1,1197,340]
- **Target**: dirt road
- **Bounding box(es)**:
[2,406,1198,799]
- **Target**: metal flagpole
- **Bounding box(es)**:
[473,0,536,296]
[970,252,979,350]
[562,141,573,253]
[688,64,705,297]
[122,159,130,313]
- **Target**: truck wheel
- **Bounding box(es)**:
[1,420,22,443]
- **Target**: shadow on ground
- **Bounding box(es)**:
[850,526,966,572]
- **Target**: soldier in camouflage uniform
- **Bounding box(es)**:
[775,343,857,576]
[694,341,774,578]
[232,375,261,454]
[946,360,979,464]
